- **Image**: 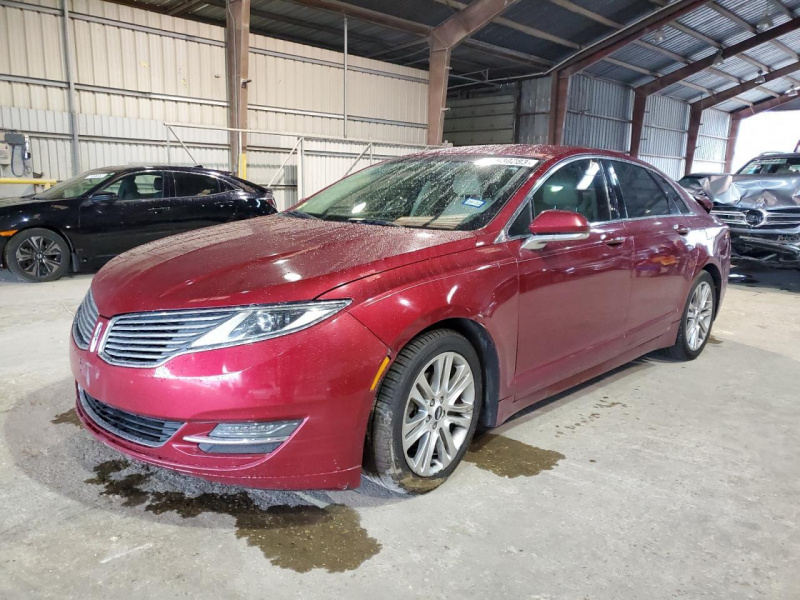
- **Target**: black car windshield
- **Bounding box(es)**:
[37,170,117,199]
[293,156,538,230]
[738,156,800,175]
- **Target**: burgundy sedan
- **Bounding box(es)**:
[70,146,730,494]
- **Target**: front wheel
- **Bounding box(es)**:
[663,271,716,361]
[365,329,483,495]
[5,228,70,282]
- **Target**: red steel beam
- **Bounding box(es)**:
[731,91,800,120]
[427,0,518,145]
[558,0,708,77]
[548,73,571,145]
[630,88,647,157]
[639,17,800,96]
[684,103,702,176]
[724,117,740,172]
[694,61,800,111]
[226,0,250,175]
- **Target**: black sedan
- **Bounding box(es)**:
[0,166,276,282]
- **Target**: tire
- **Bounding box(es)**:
[5,228,70,283]
[365,329,483,495]
[663,271,716,361]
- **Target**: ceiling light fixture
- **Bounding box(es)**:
[754,70,766,84]
[713,51,724,66]
[757,12,773,32]
[653,28,666,43]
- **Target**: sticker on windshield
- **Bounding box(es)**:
[474,157,539,168]
[463,197,486,208]
[85,173,110,179]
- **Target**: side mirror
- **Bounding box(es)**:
[521,210,591,250]
[90,192,117,204]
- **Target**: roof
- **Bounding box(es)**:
[106,0,800,113]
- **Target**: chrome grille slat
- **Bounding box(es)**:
[72,290,99,349]
[99,308,235,367]
[79,388,183,447]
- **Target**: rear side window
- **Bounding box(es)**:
[174,173,222,197]
[608,161,671,218]
[651,172,692,215]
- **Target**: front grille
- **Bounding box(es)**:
[763,212,800,227]
[79,388,184,447]
[73,290,99,349]
[712,208,800,229]
[99,308,237,367]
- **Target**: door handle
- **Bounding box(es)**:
[602,235,626,247]
[148,207,168,214]
[674,224,690,235]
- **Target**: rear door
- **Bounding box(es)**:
[604,160,696,348]
[166,171,239,234]
[509,158,633,399]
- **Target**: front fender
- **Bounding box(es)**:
[320,245,521,401]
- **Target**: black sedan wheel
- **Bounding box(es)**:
[6,228,70,282]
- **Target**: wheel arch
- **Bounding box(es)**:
[3,225,77,272]
[700,262,722,318]
[418,317,501,429]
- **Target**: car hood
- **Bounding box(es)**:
[0,196,60,211]
[92,215,476,315]
[702,173,800,209]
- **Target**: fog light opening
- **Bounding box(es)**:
[183,419,302,452]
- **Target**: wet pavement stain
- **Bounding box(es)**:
[51,407,81,428]
[708,335,723,345]
[465,433,564,478]
[85,460,380,573]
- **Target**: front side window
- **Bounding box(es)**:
[738,156,800,175]
[101,172,164,201]
[37,170,117,199]
[532,159,612,222]
[294,156,537,230]
[174,173,222,197]
[609,161,671,218]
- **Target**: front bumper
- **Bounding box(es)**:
[728,227,800,268]
[70,311,390,490]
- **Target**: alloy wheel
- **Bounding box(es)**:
[686,281,714,351]
[15,236,63,279]
[402,351,476,477]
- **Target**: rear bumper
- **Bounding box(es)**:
[70,311,390,490]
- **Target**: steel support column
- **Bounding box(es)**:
[548,72,570,145]
[61,0,80,175]
[426,0,517,145]
[630,88,647,157]
[684,104,702,176]
[724,117,740,173]
[226,0,250,176]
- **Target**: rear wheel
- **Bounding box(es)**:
[365,329,482,495]
[5,228,70,283]
[663,271,716,361]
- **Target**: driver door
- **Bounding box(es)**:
[78,170,172,266]
[507,158,633,400]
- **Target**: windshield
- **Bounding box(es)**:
[37,170,117,199]
[293,156,538,230]
[738,156,800,175]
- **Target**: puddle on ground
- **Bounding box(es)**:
[85,460,380,573]
[51,407,81,428]
[465,433,564,478]
[708,335,723,345]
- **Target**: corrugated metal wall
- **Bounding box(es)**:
[443,93,516,145]
[0,0,429,201]
[639,95,689,180]
[564,75,632,152]
[517,77,551,145]
[694,109,730,174]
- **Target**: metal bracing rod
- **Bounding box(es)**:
[344,143,372,176]
[343,15,348,139]
[166,125,199,165]
[267,137,304,187]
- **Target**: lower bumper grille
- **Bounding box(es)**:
[79,388,184,448]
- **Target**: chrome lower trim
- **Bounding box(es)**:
[182,433,291,445]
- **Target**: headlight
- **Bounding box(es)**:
[188,300,351,351]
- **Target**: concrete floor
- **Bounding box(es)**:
[1,266,799,599]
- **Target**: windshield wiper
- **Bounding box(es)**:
[283,209,320,220]
[346,217,400,227]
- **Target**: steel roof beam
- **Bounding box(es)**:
[427,0,519,145]
[693,60,800,110]
[731,89,799,120]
